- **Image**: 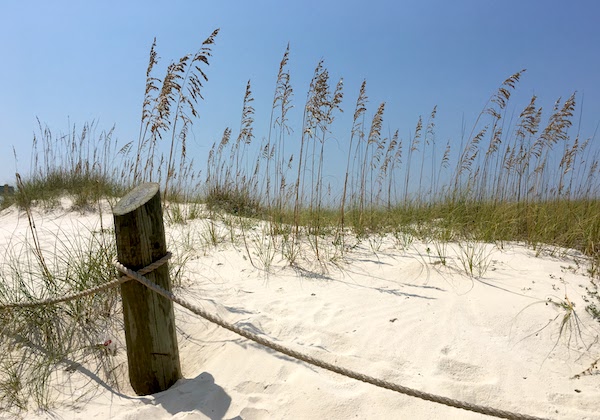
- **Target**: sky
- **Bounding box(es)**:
[1,0,599,195]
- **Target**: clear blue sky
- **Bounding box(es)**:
[1,0,599,192]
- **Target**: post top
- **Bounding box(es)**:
[113,183,160,216]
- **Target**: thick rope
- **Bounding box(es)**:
[114,259,548,420]
[0,253,171,310]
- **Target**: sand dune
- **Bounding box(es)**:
[1,202,599,419]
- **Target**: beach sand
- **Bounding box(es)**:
[1,201,599,419]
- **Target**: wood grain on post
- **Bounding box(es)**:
[113,182,181,395]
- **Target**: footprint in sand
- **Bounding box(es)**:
[436,357,487,382]
[238,407,271,419]
[311,301,340,326]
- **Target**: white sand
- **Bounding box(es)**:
[1,202,599,420]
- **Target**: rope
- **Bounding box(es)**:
[114,258,548,420]
[0,253,171,310]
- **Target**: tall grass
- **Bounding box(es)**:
[5,31,597,266]
[205,51,599,270]
[130,30,219,202]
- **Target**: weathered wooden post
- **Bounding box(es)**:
[113,182,182,395]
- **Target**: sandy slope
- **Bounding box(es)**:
[1,202,599,419]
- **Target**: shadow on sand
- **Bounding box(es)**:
[149,372,234,420]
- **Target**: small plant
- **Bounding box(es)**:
[281,229,302,267]
[368,232,386,253]
[431,240,448,266]
[166,203,186,224]
[548,295,579,337]
[455,240,494,277]
[583,280,600,323]
[429,227,452,266]
[588,256,599,279]
[392,228,414,251]
[512,290,591,366]
[247,224,278,272]
[541,293,593,363]
[199,217,226,249]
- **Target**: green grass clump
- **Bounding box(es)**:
[0,217,122,414]
[583,281,600,323]
[204,184,264,218]
[10,120,127,212]
[14,171,121,212]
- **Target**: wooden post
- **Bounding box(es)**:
[113,182,182,395]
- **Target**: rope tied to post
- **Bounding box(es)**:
[0,253,172,310]
[0,251,547,419]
